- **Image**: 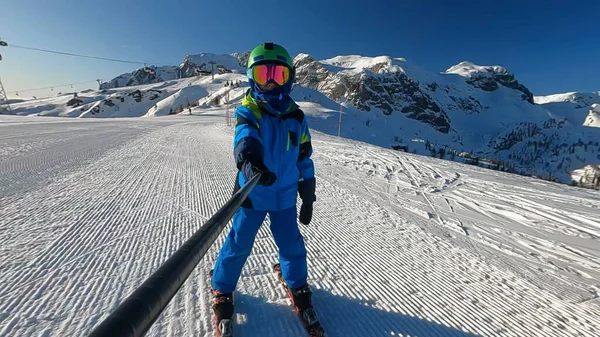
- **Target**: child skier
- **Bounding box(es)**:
[210,42,321,337]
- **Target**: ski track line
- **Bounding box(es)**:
[341,144,599,304]
[404,153,598,305]
[457,189,600,293]
[0,120,220,336]
[311,178,508,336]
[363,149,452,233]
[102,123,214,335]
[1,145,139,288]
[145,123,236,337]
[436,193,597,299]
[308,136,600,336]
[0,127,144,198]
[0,130,169,299]
[270,162,486,334]
[0,126,156,273]
[509,194,600,240]
[314,174,599,336]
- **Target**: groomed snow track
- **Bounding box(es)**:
[1,115,599,337]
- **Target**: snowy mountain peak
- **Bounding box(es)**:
[293,53,541,135]
[99,53,244,90]
[294,53,452,132]
[445,61,508,78]
[445,61,534,103]
[585,103,600,127]
[534,92,600,127]
[179,53,243,73]
[534,91,600,107]
[293,53,316,67]
[320,55,407,75]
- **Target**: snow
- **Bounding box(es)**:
[145,85,208,117]
[1,110,600,337]
[103,65,179,89]
[5,62,599,186]
[571,164,600,185]
[308,55,553,149]
[535,92,600,126]
[584,103,600,127]
[7,72,248,119]
[534,91,600,105]
[444,61,507,78]
[320,55,408,75]
[180,53,244,73]
[303,55,600,184]
[8,49,593,185]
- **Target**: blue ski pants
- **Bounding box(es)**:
[211,206,308,293]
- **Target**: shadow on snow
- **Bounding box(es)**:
[233,288,481,337]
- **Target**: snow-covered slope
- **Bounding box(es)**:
[8,72,247,118]
[98,66,179,90]
[1,115,599,336]
[7,50,600,184]
[534,91,600,126]
[586,103,600,127]
[292,54,600,184]
[178,53,244,77]
[294,55,538,135]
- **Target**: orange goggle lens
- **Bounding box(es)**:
[252,64,290,86]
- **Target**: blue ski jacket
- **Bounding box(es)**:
[233,90,315,211]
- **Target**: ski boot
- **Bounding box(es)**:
[273,264,327,337]
[209,269,234,337]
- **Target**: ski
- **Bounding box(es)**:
[209,269,234,337]
[272,263,327,337]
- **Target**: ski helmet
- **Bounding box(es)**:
[246,42,295,99]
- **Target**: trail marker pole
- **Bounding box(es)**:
[337,100,343,137]
[0,77,12,114]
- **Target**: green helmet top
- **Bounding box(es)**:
[247,42,294,69]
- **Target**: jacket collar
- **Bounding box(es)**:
[243,89,298,117]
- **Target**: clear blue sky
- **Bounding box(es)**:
[1,0,599,98]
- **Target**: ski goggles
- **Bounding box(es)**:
[250,64,291,86]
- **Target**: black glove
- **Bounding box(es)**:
[299,202,313,225]
[241,161,277,186]
[297,177,316,225]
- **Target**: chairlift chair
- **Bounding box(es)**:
[143,66,156,75]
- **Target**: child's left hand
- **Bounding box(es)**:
[299,202,313,225]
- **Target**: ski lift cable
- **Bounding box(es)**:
[7,43,164,66]
[5,80,100,94]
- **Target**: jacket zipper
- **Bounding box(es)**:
[277,114,283,210]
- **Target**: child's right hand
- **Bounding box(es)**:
[242,161,277,186]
